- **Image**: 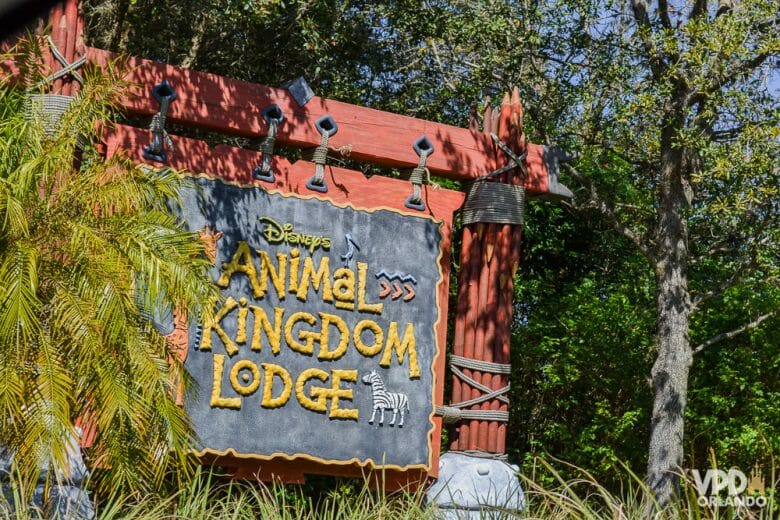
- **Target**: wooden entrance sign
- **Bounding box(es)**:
[104,125,463,487]
[13,0,573,490]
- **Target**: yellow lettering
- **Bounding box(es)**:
[317,312,349,360]
[353,319,384,357]
[210,354,241,409]
[329,369,359,420]
[249,305,284,354]
[228,358,260,396]
[257,249,287,301]
[261,363,293,408]
[216,242,263,298]
[288,248,300,294]
[332,267,355,310]
[235,297,248,344]
[380,322,420,378]
[284,311,318,355]
[296,256,332,302]
[201,297,239,356]
[357,262,383,314]
[296,368,329,412]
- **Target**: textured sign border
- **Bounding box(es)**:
[183,173,447,472]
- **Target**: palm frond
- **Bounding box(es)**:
[0,37,218,498]
[0,240,41,348]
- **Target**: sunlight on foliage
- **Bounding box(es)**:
[0,37,219,498]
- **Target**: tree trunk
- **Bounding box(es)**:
[646,117,693,508]
[108,0,130,51]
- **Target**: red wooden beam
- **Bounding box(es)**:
[85,47,552,195]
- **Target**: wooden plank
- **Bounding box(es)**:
[88,47,551,194]
[104,123,464,216]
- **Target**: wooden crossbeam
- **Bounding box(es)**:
[86,47,552,195]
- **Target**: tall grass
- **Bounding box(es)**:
[92,467,436,520]
[519,457,777,519]
[1,459,775,519]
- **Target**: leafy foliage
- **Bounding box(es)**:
[78,0,780,498]
[0,39,219,496]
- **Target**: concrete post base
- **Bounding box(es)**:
[1,429,94,519]
[427,452,525,519]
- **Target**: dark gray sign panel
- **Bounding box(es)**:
[179,177,443,470]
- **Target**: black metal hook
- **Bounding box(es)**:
[143,80,177,163]
[315,114,338,137]
[305,177,329,193]
[413,135,434,158]
[305,115,338,193]
[404,195,426,211]
[404,135,434,211]
[253,103,286,183]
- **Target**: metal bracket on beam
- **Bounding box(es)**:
[142,80,177,163]
[252,103,285,183]
[404,135,434,211]
[283,76,315,107]
[541,147,576,201]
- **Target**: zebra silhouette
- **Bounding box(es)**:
[362,370,410,426]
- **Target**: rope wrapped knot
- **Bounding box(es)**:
[406,158,431,207]
[143,80,177,163]
[305,115,341,192]
[34,35,86,89]
[305,131,330,192]
[404,135,438,211]
[461,134,527,225]
[435,355,511,425]
[24,36,86,138]
[254,104,285,182]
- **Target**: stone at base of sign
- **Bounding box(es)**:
[0,430,94,520]
[426,452,525,519]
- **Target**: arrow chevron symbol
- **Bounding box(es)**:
[391,281,404,300]
[379,280,391,298]
[403,283,416,301]
[375,270,418,284]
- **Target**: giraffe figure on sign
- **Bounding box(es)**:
[362,370,410,426]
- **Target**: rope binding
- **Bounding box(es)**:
[142,80,177,163]
[404,135,435,211]
[305,114,338,193]
[253,103,285,183]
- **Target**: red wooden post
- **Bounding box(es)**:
[29,0,84,97]
[449,90,527,455]
[61,0,79,96]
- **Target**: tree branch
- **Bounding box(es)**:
[658,0,672,29]
[181,11,207,69]
[428,39,458,91]
[708,49,775,94]
[631,0,665,80]
[691,260,753,310]
[691,207,776,307]
[563,163,655,262]
[693,308,780,354]
[689,0,707,21]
